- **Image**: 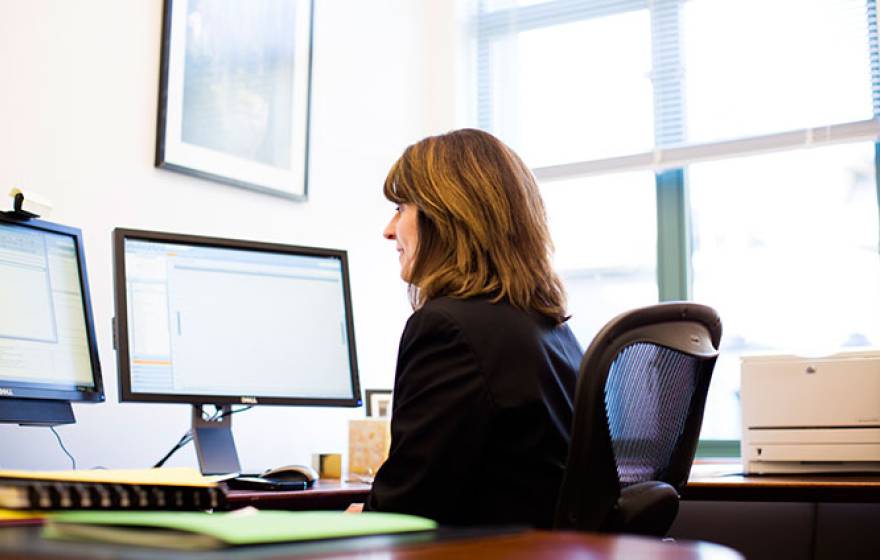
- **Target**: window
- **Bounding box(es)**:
[542,171,658,343]
[690,143,880,440]
[476,0,880,451]
[484,9,654,166]
[683,0,872,142]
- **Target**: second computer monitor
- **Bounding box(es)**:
[114,228,361,407]
[113,228,361,473]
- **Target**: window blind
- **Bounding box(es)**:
[476,0,879,178]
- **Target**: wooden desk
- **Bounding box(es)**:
[0,525,744,559]
[220,470,876,560]
[671,464,880,559]
[682,463,880,503]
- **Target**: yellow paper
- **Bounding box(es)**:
[0,509,44,521]
[0,467,215,487]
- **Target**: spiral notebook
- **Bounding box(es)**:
[0,467,225,511]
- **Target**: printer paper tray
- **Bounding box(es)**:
[745,460,880,475]
[744,428,880,473]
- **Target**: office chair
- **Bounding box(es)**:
[555,302,721,536]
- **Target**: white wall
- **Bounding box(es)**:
[0,0,462,472]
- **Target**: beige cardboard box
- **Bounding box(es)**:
[348,418,391,478]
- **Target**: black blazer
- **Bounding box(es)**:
[366,295,582,527]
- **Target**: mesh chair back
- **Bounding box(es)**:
[607,342,702,486]
[555,302,721,532]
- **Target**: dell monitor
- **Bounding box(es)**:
[0,214,104,425]
[112,228,362,474]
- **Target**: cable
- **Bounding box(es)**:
[153,429,193,468]
[49,426,77,470]
[220,405,254,419]
[152,405,254,468]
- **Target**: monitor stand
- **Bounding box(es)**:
[0,398,75,426]
[191,404,242,475]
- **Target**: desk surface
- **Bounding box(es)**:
[683,463,880,502]
[226,479,372,510]
[0,525,743,560]
[225,466,880,511]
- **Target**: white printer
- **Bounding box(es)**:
[741,349,880,474]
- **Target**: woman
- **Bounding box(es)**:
[366,128,582,528]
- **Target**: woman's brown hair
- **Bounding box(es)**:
[383,128,568,324]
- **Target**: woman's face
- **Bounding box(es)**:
[383,203,419,282]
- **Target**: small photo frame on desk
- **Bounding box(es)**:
[155,0,314,200]
[365,389,392,418]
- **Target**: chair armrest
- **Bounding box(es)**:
[607,480,679,536]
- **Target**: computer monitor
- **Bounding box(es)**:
[112,228,362,474]
[0,215,104,426]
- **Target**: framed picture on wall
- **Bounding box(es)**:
[155,0,314,200]
[365,389,393,419]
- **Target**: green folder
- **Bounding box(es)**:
[44,510,437,550]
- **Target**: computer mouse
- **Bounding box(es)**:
[260,464,319,485]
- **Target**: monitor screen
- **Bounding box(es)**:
[0,215,103,425]
[113,229,361,407]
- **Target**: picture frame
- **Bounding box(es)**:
[365,389,393,419]
[155,0,314,200]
